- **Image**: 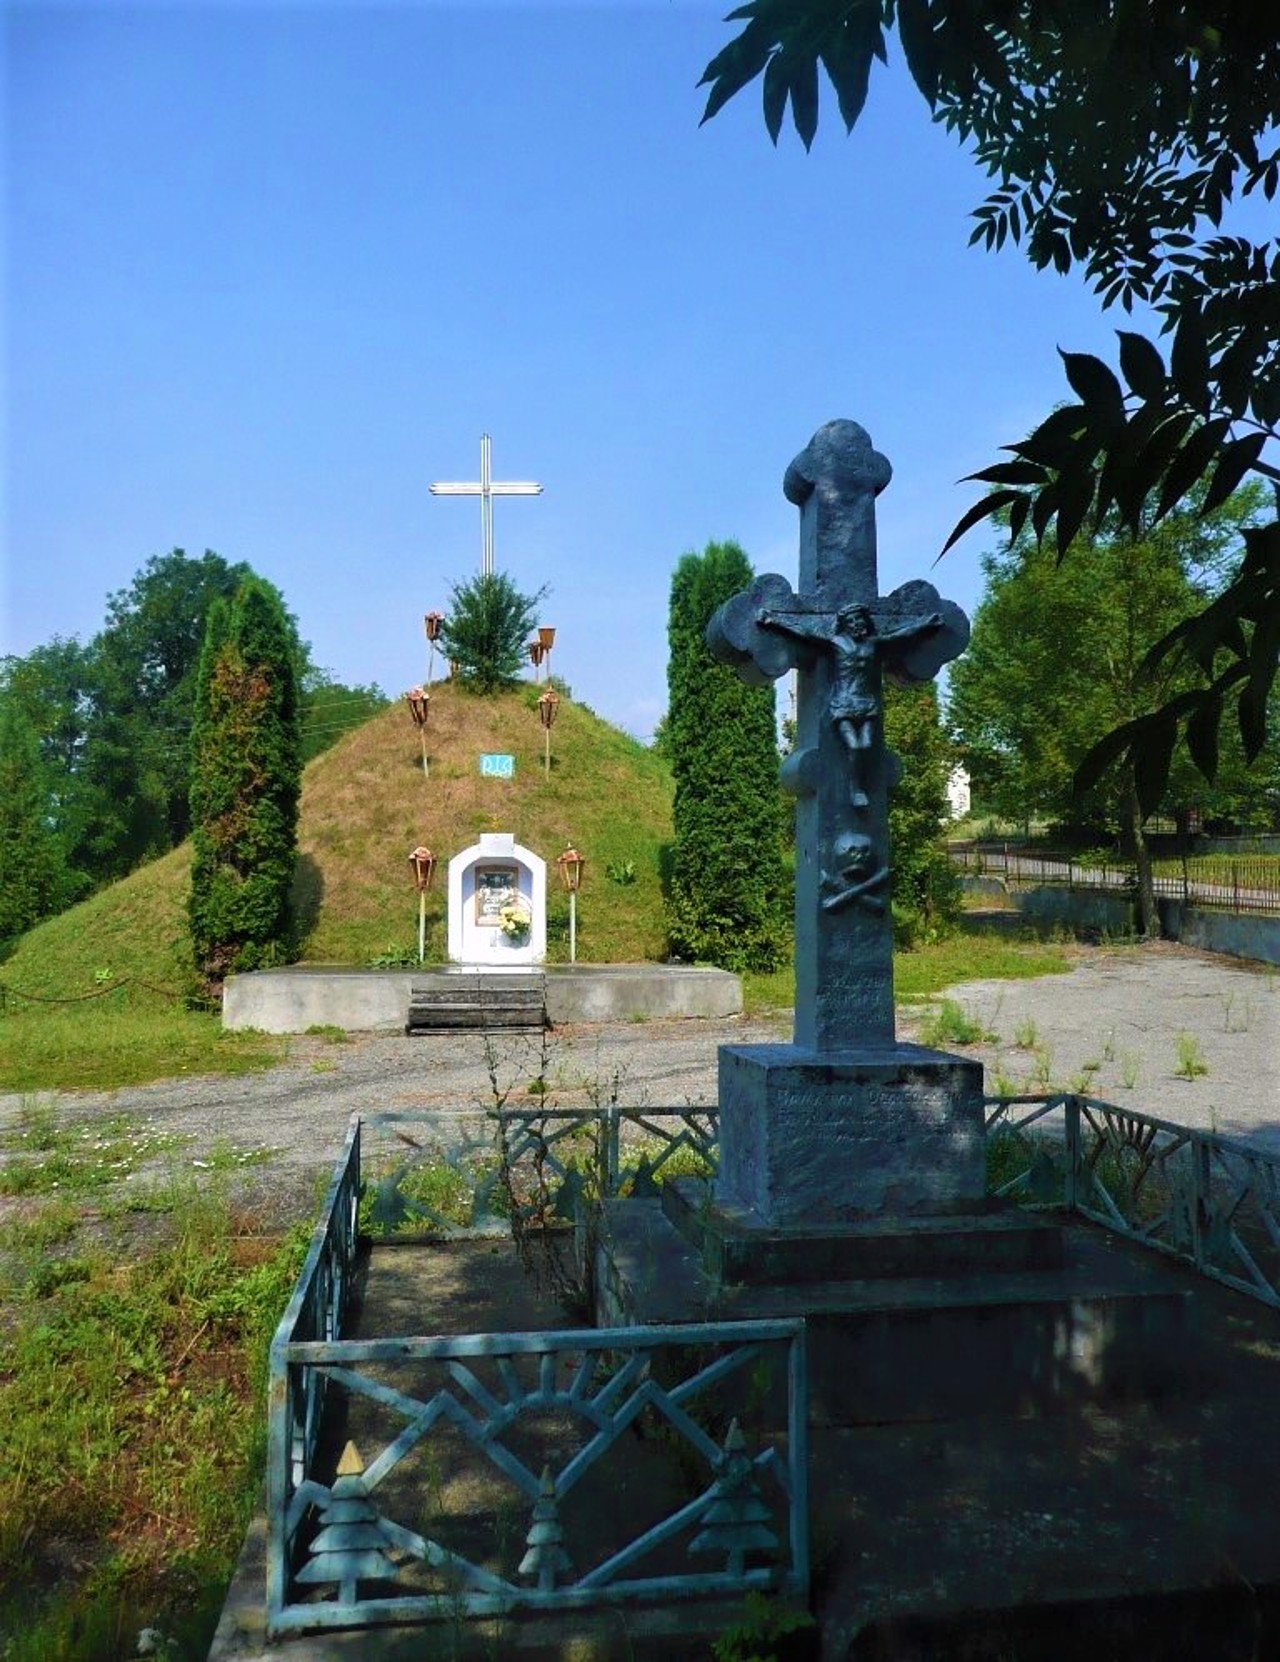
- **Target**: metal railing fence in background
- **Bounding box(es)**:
[986,1093,1280,1308]
[951,842,1280,916]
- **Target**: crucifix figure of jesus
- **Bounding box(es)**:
[706,420,969,1052]
[429,433,543,578]
[758,600,945,808]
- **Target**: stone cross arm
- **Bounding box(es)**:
[706,574,968,688]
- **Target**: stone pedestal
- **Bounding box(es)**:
[716,1042,985,1226]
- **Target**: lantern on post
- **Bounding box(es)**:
[407,846,437,964]
[424,611,445,688]
[537,625,556,683]
[527,640,545,678]
[405,687,430,775]
[537,688,560,776]
[556,845,585,964]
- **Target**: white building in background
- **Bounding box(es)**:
[945,766,971,822]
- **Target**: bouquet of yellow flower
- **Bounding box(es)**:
[498,898,531,941]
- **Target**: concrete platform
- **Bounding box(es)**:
[210,1230,1280,1661]
[221,963,742,1034]
[598,1196,1194,1424]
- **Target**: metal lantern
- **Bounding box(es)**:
[537,625,556,651]
[405,688,430,775]
[528,640,545,672]
[408,846,437,892]
[556,846,584,893]
[556,846,584,964]
[407,846,437,964]
[424,611,445,643]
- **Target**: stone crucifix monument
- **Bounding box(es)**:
[706,418,981,1224]
[598,420,1184,1425]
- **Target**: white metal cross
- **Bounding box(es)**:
[429,433,543,577]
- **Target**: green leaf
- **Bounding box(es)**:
[1184,695,1220,782]
[790,51,820,148]
[1059,350,1125,432]
[1155,417,1231,519]
[940,489,1023,554]
[896,0,939,106]
[1074,717,1142,798]
[1199,432,1268,516]
[968,459,1048,487]
[1170,304,1211,412]
[1012,403,1088,470]
[762,50,789,142]
[1053,466,1094,556]
[1117,331,1166,400]
[1133,711,1178,818]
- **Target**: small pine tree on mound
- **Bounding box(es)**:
[188,577,302,993]
[440,572,547,694]
[666,541,788,972]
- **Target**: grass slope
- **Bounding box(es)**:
[1,683,673,1008]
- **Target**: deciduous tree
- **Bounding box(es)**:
[700,1,1279,804]
[948,486,1278,931]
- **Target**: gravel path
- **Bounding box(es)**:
[3,941,1278,1212]
[933,939,1280,1152]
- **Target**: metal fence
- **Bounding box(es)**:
[952,843,1280,916]
[267,1093,1280,1637]
[266,1111,804,1640]
[987,1093,1280,1308]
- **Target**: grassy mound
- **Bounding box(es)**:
[1,683,673,1007]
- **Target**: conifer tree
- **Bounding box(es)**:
[0,698,68,942]
[439,572,546,694]
[188,577,302,993]
[666,541,787,972]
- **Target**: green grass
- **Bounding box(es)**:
[917,998,997,1048]
[0,1000,282,1093]
[0,1177,309,1661]
[743,928,1072,1016]
[0,1104,186,1197]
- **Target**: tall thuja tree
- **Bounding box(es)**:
[0,698,69,943]
[188,578,302,993]
[666,541,787,972]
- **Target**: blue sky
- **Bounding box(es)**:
[4,1,1179,740]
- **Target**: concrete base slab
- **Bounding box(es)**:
[209,1234,1280,1661]
[221,964,742,1034]
[597,1198,1194,1424]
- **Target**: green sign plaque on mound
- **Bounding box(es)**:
[479,753,515,779]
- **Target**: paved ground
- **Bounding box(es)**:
[2,939,1278,1207]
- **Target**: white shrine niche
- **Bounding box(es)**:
[446,833,547,967]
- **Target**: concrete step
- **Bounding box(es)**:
[598,1198,1195,1425]
[405,975,547,1035]
[661,1178,1066,1283]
